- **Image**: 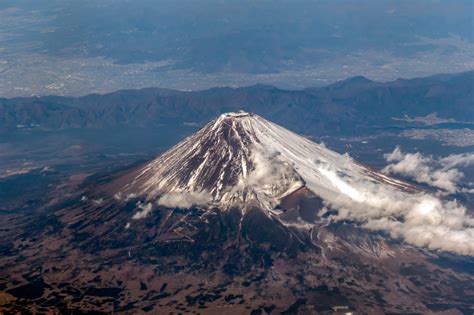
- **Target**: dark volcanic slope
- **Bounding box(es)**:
[1,181,473,314]
[1,71,473,135]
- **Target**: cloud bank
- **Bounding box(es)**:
[382,147,474,194]
[317,163,474,256]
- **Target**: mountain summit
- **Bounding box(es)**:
[120,111,408,212]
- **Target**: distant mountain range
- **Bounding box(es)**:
[1,71,472,136]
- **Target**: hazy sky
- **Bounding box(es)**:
[0,0,473,96]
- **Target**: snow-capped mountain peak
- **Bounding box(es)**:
[121,111,407,210]
[112,111,474,256]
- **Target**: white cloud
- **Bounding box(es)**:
[242,147,298,187]
[382,147,474,194]
[157,191,212,209]
[440,153,474,169]
[132,202,153,220]
[228,146,303,209]
[317,165,474,256]
[427,169,463,193]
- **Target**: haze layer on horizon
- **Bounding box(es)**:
[0,0,472,97]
